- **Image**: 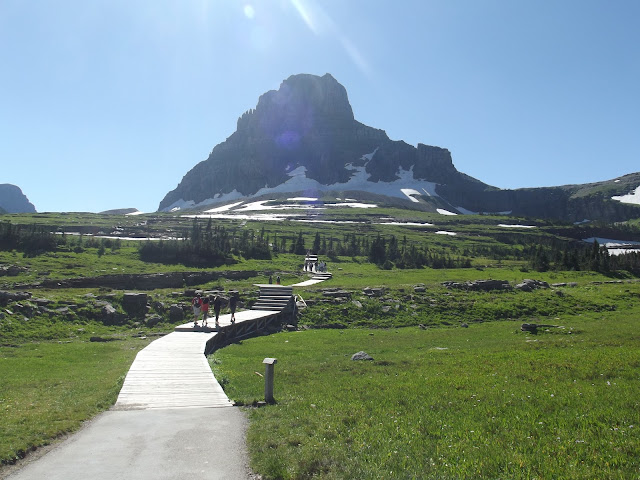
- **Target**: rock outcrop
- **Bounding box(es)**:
[0,184,36,213]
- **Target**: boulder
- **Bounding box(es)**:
[352,300,363,309]
[169,304,185,322]
[101,303,125,325]
[122,293,148,315]
[0,265,28,276]
[145,315,163,327]
[351,351,374,361]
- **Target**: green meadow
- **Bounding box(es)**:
[1,209,639,478]
[212,303,640,479]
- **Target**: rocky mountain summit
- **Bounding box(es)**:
[159,73,640,222]
[0,184,36,213]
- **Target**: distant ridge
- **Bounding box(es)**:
[158,74,640,222]
[0,184,36,213]
[99,208,141,215]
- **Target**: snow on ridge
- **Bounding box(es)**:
[611,185,640,205]
[361,147,379,162]
[436,231,457,236]
[401,189,421,203]
[204,201,245,213]
[498,224,537,229]
[437,208,457,216]
[288,197,318,201]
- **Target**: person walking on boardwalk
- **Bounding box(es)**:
[201,295,210,326]
[229,294,237,324]
[191,293,202,327]
[213,295,222,328]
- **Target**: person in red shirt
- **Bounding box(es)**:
[201,296,210,326]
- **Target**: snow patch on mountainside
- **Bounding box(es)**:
[401,189,421,203]
[611,185,640,205]
[437,208,457,215]
[161,162,440,211]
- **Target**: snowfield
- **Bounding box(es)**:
[611,185,640,205]
[161,148,441,212]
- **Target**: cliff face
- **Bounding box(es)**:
[0,184,36,213]
[158,73,469,212]
[158,73,640,223]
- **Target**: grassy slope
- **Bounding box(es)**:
[212,311,640,479]
[0,337,150,465]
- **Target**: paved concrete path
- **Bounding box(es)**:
[7,312,266,480]
[6,408,251,480]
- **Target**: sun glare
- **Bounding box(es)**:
[243,4,255,19]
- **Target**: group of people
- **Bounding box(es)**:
[191,292,237,328]
[303,260,326,273]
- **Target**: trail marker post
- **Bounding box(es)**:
[263,357,277,404]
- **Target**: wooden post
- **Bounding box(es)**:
[263,357,277,404]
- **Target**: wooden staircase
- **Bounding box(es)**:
[310,272,332,281]
[251,285,294,312]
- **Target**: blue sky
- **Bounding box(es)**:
[1,0,639,213]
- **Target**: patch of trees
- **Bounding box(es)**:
[0,221,58,256]
[367,234,472,269]
[138,219,271,266]
[527,239,640,275]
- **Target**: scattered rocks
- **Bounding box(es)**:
[18,270,258,290]
[0,290,32,305]
[351,351,374,361]
[461,323,469,328]
[363,287,385,297]
[413,284,426,293]
[514,279,550,292]
[322,289,352,299]
[442,280,511,291]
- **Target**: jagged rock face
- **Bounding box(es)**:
[158,73,464,211]
[0,184,36,213]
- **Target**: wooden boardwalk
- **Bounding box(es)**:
[115,271,331,411]
[115,330,230,410]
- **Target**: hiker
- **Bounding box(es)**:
[229,294,237,324]
[201,296,210,326]
[269,275,273,284]
[191,293,202,327]
[213,295,222,327]
[276,275,280,285]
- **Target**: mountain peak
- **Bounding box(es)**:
[237,72,354,135]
